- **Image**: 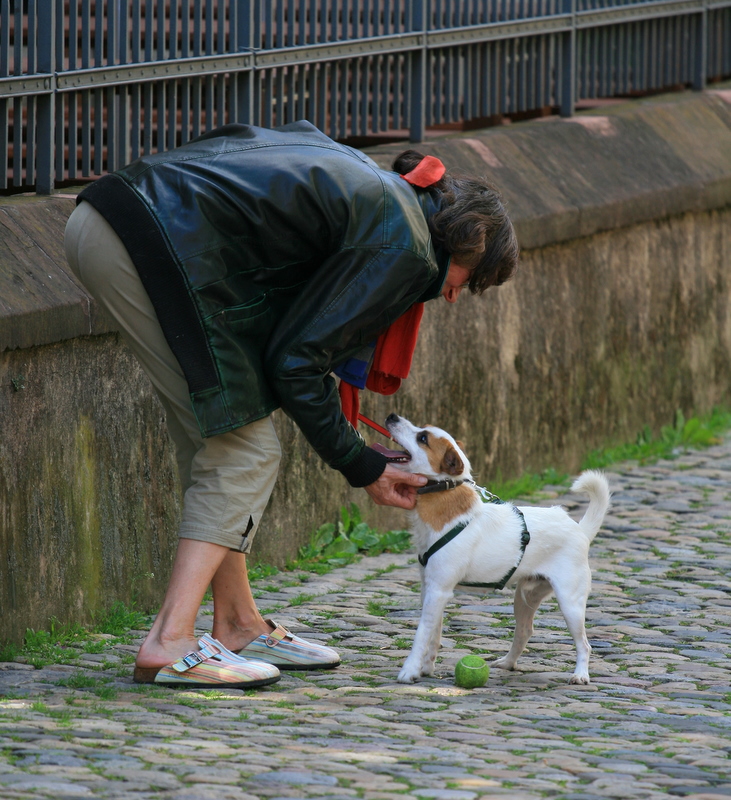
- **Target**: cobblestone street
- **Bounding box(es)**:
[1,440,731,800]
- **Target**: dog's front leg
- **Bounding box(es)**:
[398,583,453,684]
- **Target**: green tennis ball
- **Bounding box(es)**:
[454,655,490,689]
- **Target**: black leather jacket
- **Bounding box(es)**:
[79,121,450,486]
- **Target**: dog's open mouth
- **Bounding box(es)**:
[371,442,411,463]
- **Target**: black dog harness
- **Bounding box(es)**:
[417,481,531,591]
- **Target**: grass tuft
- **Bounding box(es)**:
[485,408,731,500]
[0,598,150,669]
[92,601,149,636]
[581,408,731,469]
[490,467,570,500]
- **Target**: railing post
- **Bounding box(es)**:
[36,0,56,194]
[409,0,427,143]
[693,0,708,91]
[116,0,131,170]
[236,0,256,124]
[560,0,576,118]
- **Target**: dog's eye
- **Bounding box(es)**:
[417,431,429,444]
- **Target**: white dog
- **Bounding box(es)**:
[376,414,611,685]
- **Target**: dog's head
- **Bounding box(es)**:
[374,414,472,481]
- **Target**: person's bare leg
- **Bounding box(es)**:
[135,538,231,669]
[210,551,272,651]
[66,206,279,669]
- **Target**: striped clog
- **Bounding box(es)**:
[235,619,340,670]
[133,633,281,688]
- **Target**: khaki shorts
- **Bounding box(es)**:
[64,200,281,553]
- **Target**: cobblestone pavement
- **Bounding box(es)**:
[2,442,731,800]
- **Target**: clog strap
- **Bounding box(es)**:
[263,620,291,648]
[170,640,222,673]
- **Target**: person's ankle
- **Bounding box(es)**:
[212,617,270,650]
[136,632,200,669]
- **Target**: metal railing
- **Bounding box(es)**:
[1,0,730,194]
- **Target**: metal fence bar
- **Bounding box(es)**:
[36,0,55,193]
[561,0,576,114]
[410,0,427,141]
[0,0,7,190]
[694,1,708,87]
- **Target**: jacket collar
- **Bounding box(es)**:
[414,190,451,303]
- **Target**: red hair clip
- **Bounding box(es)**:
[400,155,446,188]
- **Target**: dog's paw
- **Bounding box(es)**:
[397,667,421,684]
[491,656,516,671]
[569,673,591,685]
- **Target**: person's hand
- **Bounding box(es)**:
[363,463,427,510]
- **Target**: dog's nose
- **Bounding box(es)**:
[386,413,400,424]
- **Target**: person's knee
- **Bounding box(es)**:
[64,206,83,279]
[266,432,283,467]
[251,416,282,470]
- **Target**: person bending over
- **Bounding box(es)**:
[64,121,518,688]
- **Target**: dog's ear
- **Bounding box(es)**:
[441,446,464,476]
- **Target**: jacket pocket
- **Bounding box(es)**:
[222,295,272,325]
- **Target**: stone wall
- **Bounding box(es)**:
[1,88,730,642]
[0,196,181,642]
[0,336,180,643]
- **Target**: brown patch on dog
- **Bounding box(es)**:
[441,446,463,476]
[424,436,464,477]
[416,484,477,531]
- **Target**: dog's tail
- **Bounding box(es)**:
[571,470,611,543]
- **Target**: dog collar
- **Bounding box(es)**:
[417,478,474,495]
[417,488,531,591]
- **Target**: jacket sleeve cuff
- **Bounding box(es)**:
[337,446,388,488]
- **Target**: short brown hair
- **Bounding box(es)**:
[393,149,519,294]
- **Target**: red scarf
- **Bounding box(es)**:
[338,303,424,427]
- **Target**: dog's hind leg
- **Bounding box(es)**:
[552,565,592,684]
[398,584,453,684]
[492,577,553,671]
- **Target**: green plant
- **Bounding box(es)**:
[481,408,731,500]
[0,642,20,663]
[582,408,731,470]
[93,601,149,636]
[55,672,103,689]
[0,596,150,668]
[11,619,89,668]
[93,687,118,701]
[288,593,315,607]
[285,503,411,573]
[366,600,388,617]
[490,467,570,500]
[247,562,281,582]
